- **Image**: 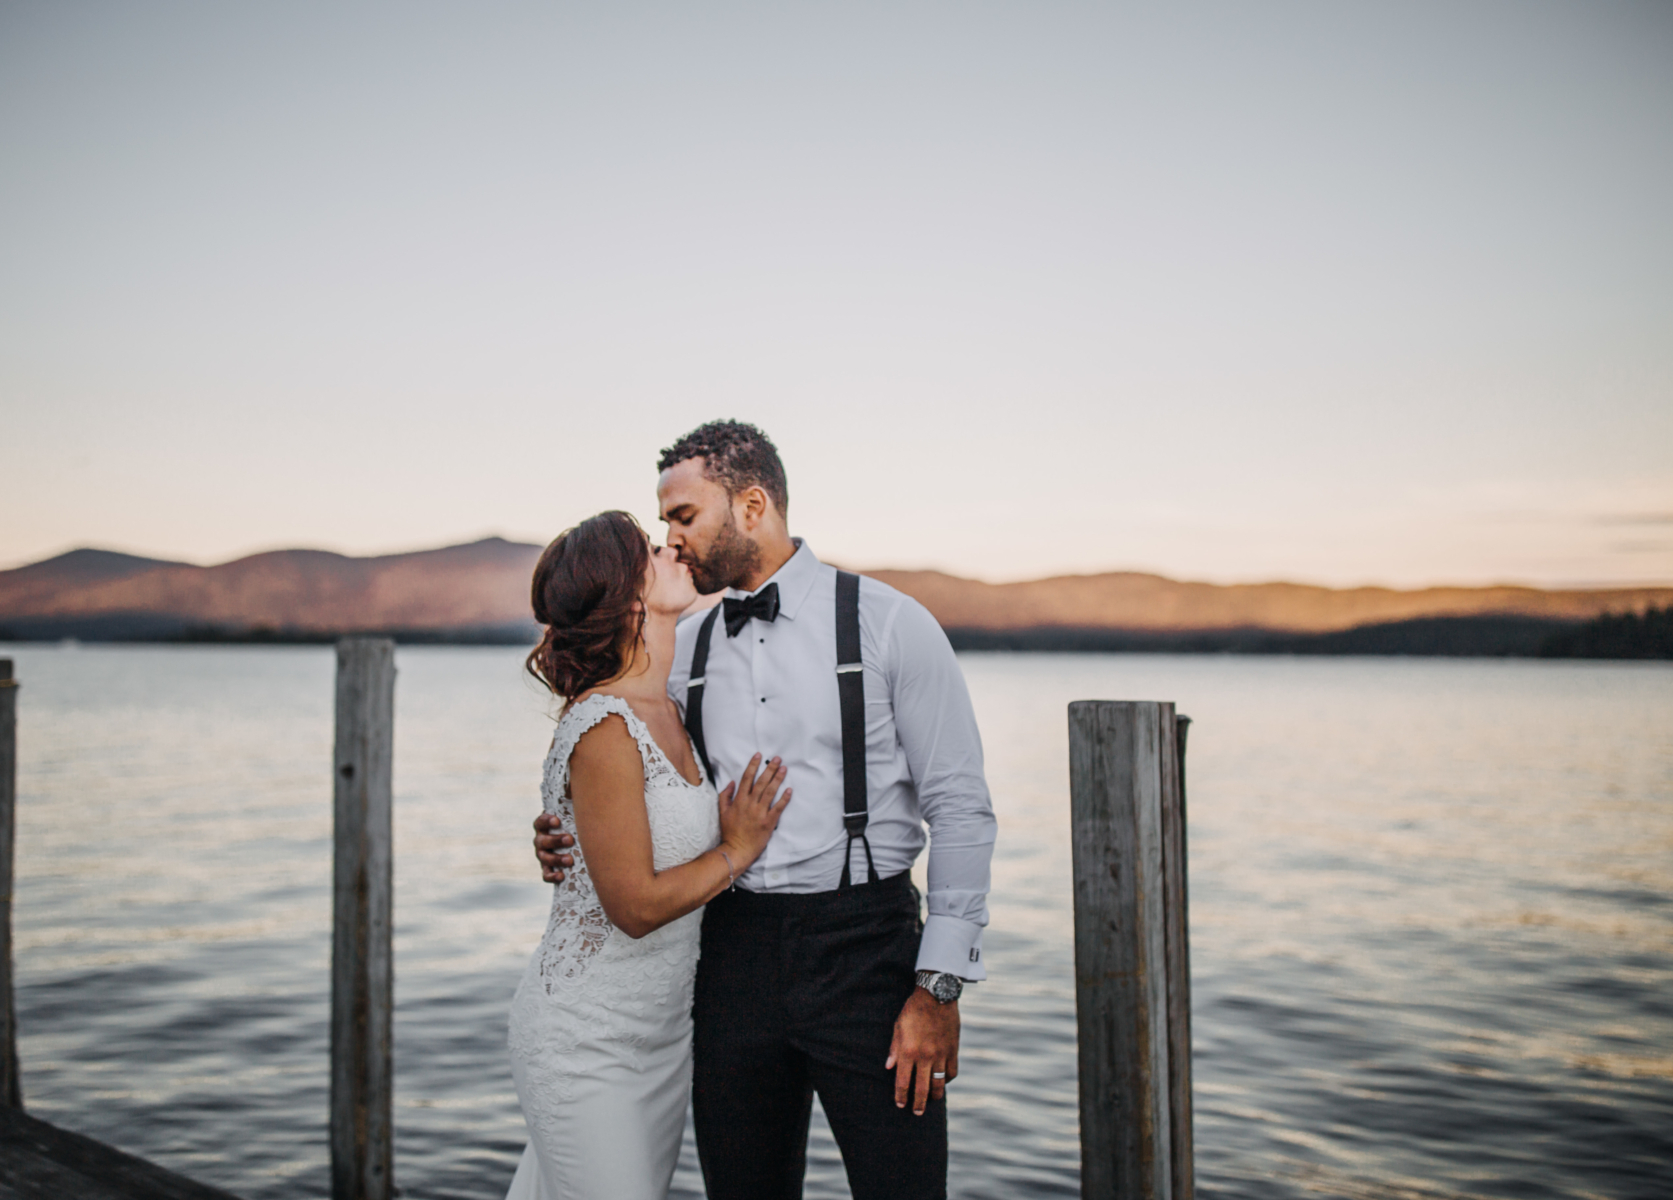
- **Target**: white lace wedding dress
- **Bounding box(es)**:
[506,694,720,1200]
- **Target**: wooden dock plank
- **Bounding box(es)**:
[0,1106,242,1200]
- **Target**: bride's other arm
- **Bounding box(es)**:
[568,717,791,939]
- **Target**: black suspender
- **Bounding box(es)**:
[680,571,877,889]
[684,606,721,785]
[834,570,877,888]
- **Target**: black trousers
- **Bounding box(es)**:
[692,871,948,1200]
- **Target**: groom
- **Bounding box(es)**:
[535,420,997,1200]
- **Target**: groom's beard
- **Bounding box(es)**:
[686,511,761,595]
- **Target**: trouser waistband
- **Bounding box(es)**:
[713,869,914,920]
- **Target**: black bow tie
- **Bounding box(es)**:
[723,583,780,638]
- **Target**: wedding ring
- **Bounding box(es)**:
[931,1072,946,1079]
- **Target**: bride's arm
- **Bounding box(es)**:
[568,716,791,939]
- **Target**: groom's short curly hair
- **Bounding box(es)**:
[657,420,789,516]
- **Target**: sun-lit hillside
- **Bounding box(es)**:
[5,540,1670,640]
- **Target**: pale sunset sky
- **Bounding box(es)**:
[2,2,1669,588]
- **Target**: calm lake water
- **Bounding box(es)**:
[5,645,1670,1199]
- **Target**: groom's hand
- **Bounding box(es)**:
[533,812,575,883]
[886,988,960,1116]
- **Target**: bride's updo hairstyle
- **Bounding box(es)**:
[526,510,651,701]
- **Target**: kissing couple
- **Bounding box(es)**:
[505,421,997,1200]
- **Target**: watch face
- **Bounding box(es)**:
[917,970,962,1003]
[931,974,962,1003]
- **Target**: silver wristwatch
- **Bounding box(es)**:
[915,969,964,1004]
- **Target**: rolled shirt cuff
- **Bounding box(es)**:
[915,914,987,982]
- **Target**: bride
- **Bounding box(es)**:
[506,510,792,1200]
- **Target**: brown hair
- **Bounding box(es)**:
[525,510,651,702]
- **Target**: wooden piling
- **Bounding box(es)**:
[330,639,396,1200]
[1,659,19,1111]
[1068,700,1192,1200]
[1164,716,1192,1199]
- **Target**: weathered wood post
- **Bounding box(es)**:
[0,659,20,1111]
[1164,716,1192,1198]
[331,639,396,1200]
[1068,701,1193,1200]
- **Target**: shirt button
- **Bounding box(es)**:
[760,696,767,703]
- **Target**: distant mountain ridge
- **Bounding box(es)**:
[0,538,541,633]
[3,539,1671,645]
[860,567,1673,633]
[0,548,194,612]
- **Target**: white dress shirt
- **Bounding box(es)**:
[668,539,997,980]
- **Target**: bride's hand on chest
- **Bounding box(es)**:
[567,714,761,939]
[717,753,793,872]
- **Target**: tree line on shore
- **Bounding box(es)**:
[3,608,1669,659]
[1536,606,1673,660]
[944,608,1672,659]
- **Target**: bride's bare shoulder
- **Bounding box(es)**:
[566,701,644,782]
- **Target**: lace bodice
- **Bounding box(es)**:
[529,693,721,1002]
